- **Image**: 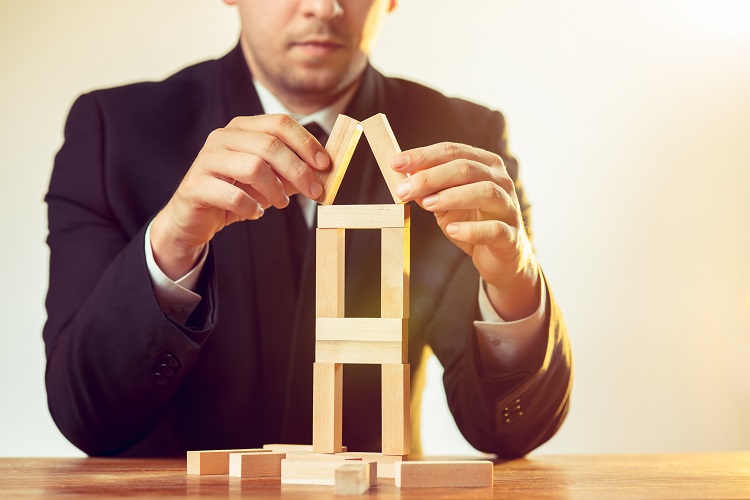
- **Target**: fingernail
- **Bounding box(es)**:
[422,194,438,208]
[281,194,290,208]
[446,223,459,235]
[257,205,265,218]
[391,153,409,170]
[310,181,323,199]
[396,180,411,199]
[315,150,330,169]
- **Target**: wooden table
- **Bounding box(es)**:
[1,453,748,499]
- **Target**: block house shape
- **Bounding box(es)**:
[313,114,411,456]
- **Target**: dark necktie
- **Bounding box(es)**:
[285,122,329,294]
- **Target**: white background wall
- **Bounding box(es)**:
[1,0,748,457]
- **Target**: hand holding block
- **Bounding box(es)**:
[361,114,409,204]
[395,461,494,488]
[317,114,363,205]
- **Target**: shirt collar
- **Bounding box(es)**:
[252,79,356,135]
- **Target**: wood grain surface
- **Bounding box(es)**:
[1,453,748,499]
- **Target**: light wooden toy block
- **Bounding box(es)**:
[315,318,408,365]
[281,458,376,486]
[361,113,409,204]
[186,449,270,475]
[335,452,406,479]
[312,362,344,454]
[381,225,410,319]
[315,228,345,318]
[228,452,286,478]
[318,204,409,229]
[262,444,348,453]
[395,461,494,488]
[335,463,371,495]
[317,114,363,205]
[382,364,410,455]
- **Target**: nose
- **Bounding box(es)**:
[303,0,344,21]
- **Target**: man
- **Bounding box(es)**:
[45,0,572,457]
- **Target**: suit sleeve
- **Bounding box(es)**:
[43,94,218,456]
[427,110,573,458]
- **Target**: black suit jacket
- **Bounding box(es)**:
[44,43,572,458]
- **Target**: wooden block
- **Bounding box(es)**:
[316,228,345,318]
[382,364,410,455]
[381,225,410,318]
[361,113,409,204]
[335,463,370,495]
[281,458,376,486]
[262,444,348,453]
[228,452,286,478]
[317,204,409,229]
[315,318,407,365]
[395,461,494,488]
[335,452,406,479]
[312,363,343,454]
[317,114,363,205]
[186,449,270,475]
[284,452,361,461]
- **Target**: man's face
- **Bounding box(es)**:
[228,0,397,99]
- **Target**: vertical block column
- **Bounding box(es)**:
[316,228,345,318]
[380,204,410,318]
[313,362,343,453]
[382,363,410,455]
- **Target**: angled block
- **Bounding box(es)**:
[381,225,410,318]
[335,463,371,495]
[318,204,409,229]
[317,115,363,205]
[361,113,409,204]
[316,228,345,318]
[312,363,343,454]
[281,458,375,486]
[315,318,407,365]
[229,452,286,478]
[395,461,494,488]
[382,364,410,455]
[335,452,406,479]
[186,449,270,475]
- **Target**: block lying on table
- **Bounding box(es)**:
[281,458,376,486]
[334,452,406,479]
[261,444,348,453]
[335,463,371,495]
[186,449,271,475]
[228,452,286,478]
[395,461,494,488]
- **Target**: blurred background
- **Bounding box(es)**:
[1,0,748,457]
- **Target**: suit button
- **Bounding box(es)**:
[158,364,174,377]
[163,354,180,368]
[154,373,168,385]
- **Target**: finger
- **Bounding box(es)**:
[213,127,323,201]
[235,181,271,209]
[396,159,497,201]
[193,176,265,221]
[201,150,288,209]
[391,142,504,174]
[421,181,520,224]
[445,219,516,247]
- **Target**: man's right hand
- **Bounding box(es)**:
[150,114,330,280]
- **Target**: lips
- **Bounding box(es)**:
[292,38,345,57]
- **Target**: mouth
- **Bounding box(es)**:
[291,38,345,57]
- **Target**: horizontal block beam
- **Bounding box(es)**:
[395,461,494,488]
[315,318,406,342]
[262,444,348,453]
[317,204,409,229]
[316,336,407,365]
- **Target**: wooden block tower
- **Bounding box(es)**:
[313,113,410,456]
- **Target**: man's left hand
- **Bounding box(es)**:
[391,143,541,321]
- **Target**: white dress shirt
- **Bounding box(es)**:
[144,79,548,373]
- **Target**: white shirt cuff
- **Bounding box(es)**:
[144,220,208,324]
[473,273,548,373]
